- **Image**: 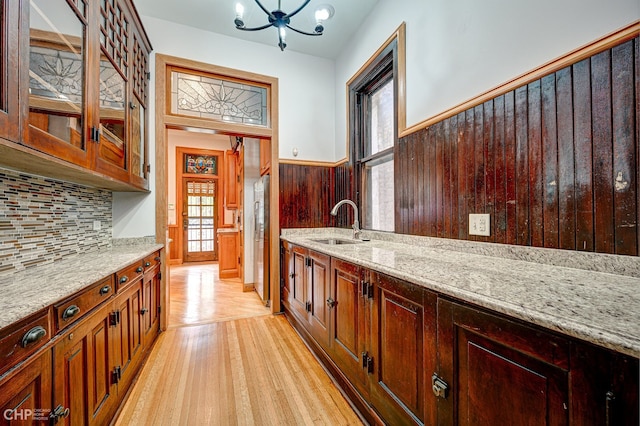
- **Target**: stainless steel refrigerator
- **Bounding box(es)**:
[253,175,270,306]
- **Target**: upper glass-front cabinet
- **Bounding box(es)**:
[0,0,20,141]
[5,0,151,190]
[25,0,90,166]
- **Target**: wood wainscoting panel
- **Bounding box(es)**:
[395,36,639,255]
[279,163,353,229]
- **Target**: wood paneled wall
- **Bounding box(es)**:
[279,36,638,256]
[279,163,353,229]
[396,37,639,255]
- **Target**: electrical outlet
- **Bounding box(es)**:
[469,214,490,236]
[93,220,101,231]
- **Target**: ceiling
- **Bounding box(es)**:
[132,0,379,59]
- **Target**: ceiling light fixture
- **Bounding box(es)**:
[234,1,334,51]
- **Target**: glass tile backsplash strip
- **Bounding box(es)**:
[0,168,112,275]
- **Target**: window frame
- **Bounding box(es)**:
[348,40,398,232]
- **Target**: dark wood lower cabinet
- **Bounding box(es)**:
[142,266,161,348]
[329,258,369,398]
[53,302,117,426]
[0,253,163,426]
[113,280,144,395]
[0,350,52,425]
[281,243,639,426]
[369,272,437,426]
[437,299,570,425]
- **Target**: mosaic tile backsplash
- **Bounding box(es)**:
[0,168,112,275]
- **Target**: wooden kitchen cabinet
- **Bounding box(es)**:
[306,250,331,349]
[369,271,436,425]
[281,245,639,425]
[285,244,331,349]
[218,230,240,279]
[0,349,53,425]
[2,0,152,191]
[259,138,271,175]
[436,299,571,425]
[328,258,370,397]
[224,150,239,208]
[52,301,117,426]
[112,279,144,395]
[141,262,161,347]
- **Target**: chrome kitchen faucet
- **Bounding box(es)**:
[330,199,361,240]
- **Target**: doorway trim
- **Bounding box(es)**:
[155,54,281,330]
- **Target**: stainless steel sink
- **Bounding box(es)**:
[312,238,362,245]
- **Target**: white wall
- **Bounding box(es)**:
[334,0,640,159]
[113,15,336,238]
[113,1,638,237]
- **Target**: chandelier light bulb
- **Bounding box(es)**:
[235,3,244,18]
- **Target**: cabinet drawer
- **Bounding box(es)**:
[143,251,161,273]
[0,308,52,376]
[54,276,114,332]
[116,262,144,292]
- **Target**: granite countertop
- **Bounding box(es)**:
[0,242,163,329]
[281,228,640,359]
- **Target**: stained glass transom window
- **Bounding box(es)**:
[184,154,217,175]
[170,71,267,126]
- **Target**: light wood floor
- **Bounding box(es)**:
[168,263,271,327]
[116,262,363,426]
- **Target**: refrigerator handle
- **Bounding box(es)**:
[254,201,260,241]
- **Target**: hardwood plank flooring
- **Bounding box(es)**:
[169,263,271,327]
[116,263,363,425]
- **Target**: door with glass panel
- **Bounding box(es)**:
[24,0,91,166]
[183,179,218,262]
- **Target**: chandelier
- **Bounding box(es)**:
[234,1,335,51]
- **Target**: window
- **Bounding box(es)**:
[349,43,397,232]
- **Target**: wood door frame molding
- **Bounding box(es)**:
[175,146,224,265]
[155,54,281,330]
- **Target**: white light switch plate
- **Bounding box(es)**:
[469,214,490,236]
[93,220,101,231]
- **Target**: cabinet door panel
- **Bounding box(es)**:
[0,350,52,426]
[53,304,116,426]
[370,272,426,425]
[289,247,308,322]
[114,280,143,392]
[437,299,569,426]
[308,250,330,348]
[330,259,369,396]
[25,0,90,166]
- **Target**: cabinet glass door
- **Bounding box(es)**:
[27,0,89,165]
[0,0,19,141]
[129,95,145,181]
[98,59,126,171]
[95,0,130,180]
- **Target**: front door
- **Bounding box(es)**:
[183,179,218,262]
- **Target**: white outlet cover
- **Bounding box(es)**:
[469,214,490,236]
[93,220,101,231]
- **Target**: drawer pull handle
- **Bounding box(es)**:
[154,256,161,262]
[62,305,81,321]
[145,261,151,267]
[136,266,143,273]
[141,308,148,315]
[120,276,128,284]
[99,285,112,295]
[21,326,46,347]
